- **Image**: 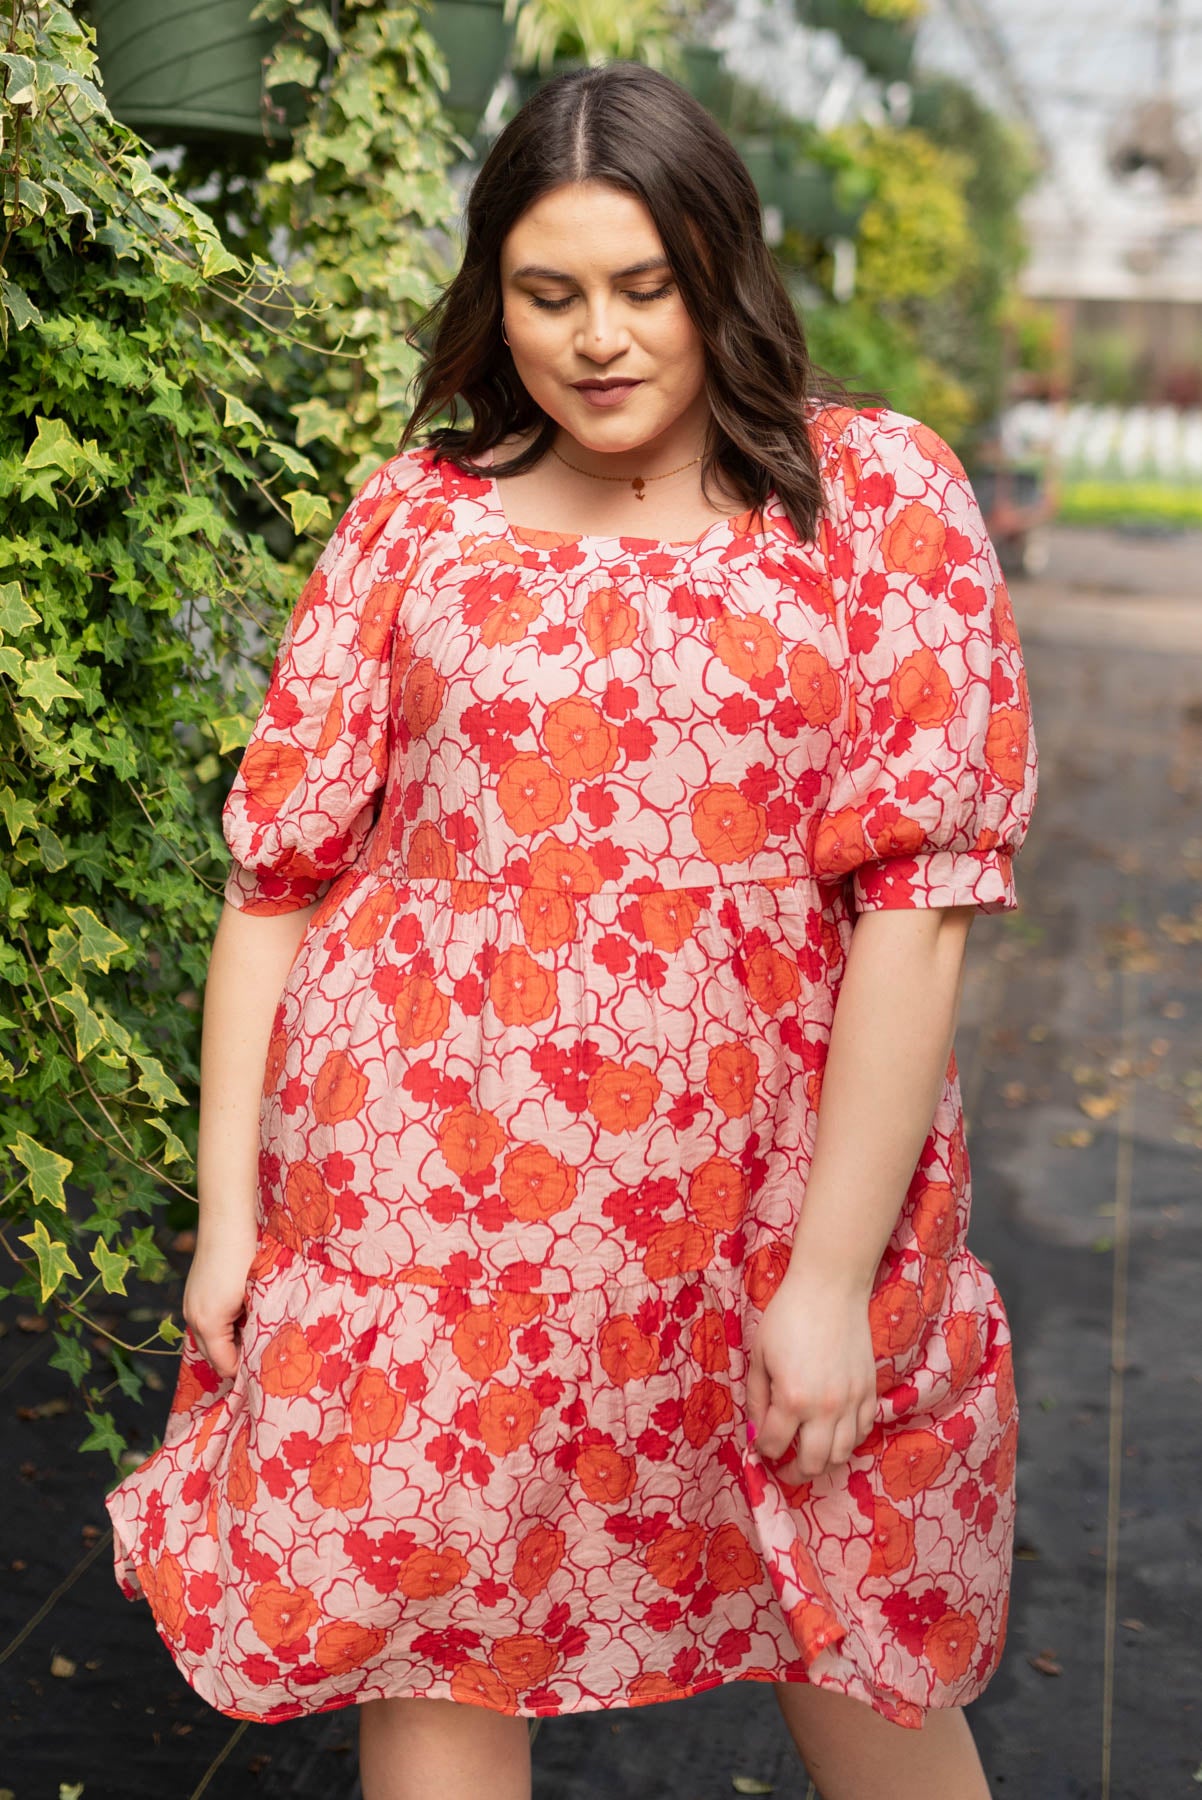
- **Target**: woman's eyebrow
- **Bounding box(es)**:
[509,258,671,280]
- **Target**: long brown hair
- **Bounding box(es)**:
[399,60,866,543]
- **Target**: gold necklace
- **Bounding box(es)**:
[550,443,704,501]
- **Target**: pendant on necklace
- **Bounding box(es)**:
[632,476,646,500]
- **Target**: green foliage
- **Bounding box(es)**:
[0,1,458,1466]
[503,0,693,73]
[1057,481,1202,530]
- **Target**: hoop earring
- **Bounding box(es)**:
[500,317,510,346]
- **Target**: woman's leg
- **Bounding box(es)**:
[774,1682,991,1800]
[357,1693,532,1800]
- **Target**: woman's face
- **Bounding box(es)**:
[498,180,709,454]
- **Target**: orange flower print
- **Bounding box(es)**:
[682,1376,734,1448]
[576,1444,637,1505]
[598,1315,662,1385]
[477,1382,541,1456]
[990,1416,1018,1490]
[489,943,558,1027]
[392,971,451,1049]
[912,1180,956,1257]
[889,647,956,728]
[869,1275,924,1358]
[308,1433,372,1512]
[642,1219,713,1282]
[881,501,947,576]
[985,708,1030,790]
[528,838,604,896]
[639,889,702,953]
[357,579,403,657]
[543,696,619,780]
[397,1545,470,1598]
[687,1155,747,1231]
[248,1579,320,1651]
[240,739,306,811]
[311,1049,369,1125]
[809,805,870,880]
[518,885,576,954]
[260,1321,323,1397]
[480,585,543,648]
[315,1619,388,1673]
[743,944,801,1017]
[316,687,344,757]
[347,1366,408,1445]
[866,1497,915,1577]
[401,657,446,738]
[993,1342,1017,1422]
[263,1019,289,1094]
[438,1102,507,1177]
[451,1304,513,1380]
[582,585,638,657]
[706,1523,759,1592]
[908,421,966,476]
[881,1429,951,1500]
[690,1308,730,1373]
[691,783,768,865]
[274,1160,335,1247]
[496,752,571,835]
[450,1659,517,1713]
[786,1596,844,1662]
[406,820,457,881]
[923,1609,979,1683]
[587,1057,662,1133]
[512,1523,565,1599]
[230,1418,260,1504]
[492,1632,559,1687]
[706,1042,759,1119]
[744,1239,791,1309]
[139,1550,188,1642]
[787,643,842,726]
[500,1143,578,1223]
[629,1672,681,1704]
[944,1312,984,1391]
[710,610,782,683]
[346,883,399,949]
[645,1523,705,1591]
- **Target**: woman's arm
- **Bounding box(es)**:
[184,899,317,1379]
[745,904,975,1483]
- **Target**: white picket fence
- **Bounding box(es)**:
[1002,402,1202,484]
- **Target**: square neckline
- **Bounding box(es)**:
[478,442,779,552]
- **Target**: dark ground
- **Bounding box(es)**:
[3,526,1200,1800]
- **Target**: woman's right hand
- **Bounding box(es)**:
[182,1211,259,1381]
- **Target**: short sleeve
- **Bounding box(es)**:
[809,409,1038,915]
[221,448,444,915]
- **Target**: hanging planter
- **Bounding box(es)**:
[89,0,301,144]
[780,162,867,238]
[426,0,516,142]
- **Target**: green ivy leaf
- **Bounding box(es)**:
[57,904,130,972]
[0,581,37,635]
[79,1408,125,1467]
[0,788,40,843]
[90,1238,132,1295]
[284,488,333,534]
[18,656,78,709]
[17,1216,80,1300]
[56,983,108,1059]
[144,1115,190,1165]
[158,1315,184,1344]
[48,1330,92,1386]
[130,1046,188,1111]
[0,51,38,108]
[210,713,254,753]
[1,276,44,331]
[10,1130,74,1209]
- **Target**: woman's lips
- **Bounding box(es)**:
[573,381,643,409]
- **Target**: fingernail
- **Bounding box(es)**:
[745,1419,757,1444]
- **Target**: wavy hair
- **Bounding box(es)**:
[399,60,868,543]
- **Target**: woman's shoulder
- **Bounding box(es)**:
[808,401,969,485]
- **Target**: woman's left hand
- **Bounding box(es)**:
[745,1266,878,1485]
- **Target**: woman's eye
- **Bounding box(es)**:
[527,283,674,313]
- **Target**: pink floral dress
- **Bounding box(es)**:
[104,404,1038,1728]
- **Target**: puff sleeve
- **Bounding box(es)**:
[221,448,442,915]
[810,408,1038,914]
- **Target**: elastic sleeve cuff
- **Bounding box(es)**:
[222,862,330,916]
[851,848,1017,915]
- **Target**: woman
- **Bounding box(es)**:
[105,61,1038,1800]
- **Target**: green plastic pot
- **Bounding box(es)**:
[90,0,302,144]
[426,0,515,141]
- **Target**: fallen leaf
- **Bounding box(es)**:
[1028,1651,1062,1677]
[1055,1127,1095,1148]
[1080,1092,1120,1120]
[1120,1618,1144,1632]
[1014,1542,1040,1560]
[732,1780,775,1796]
[59,1785,85,1800]
[17,1397,71,1420]
[15,1313,49,1333]
[50,1652,77,1678]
